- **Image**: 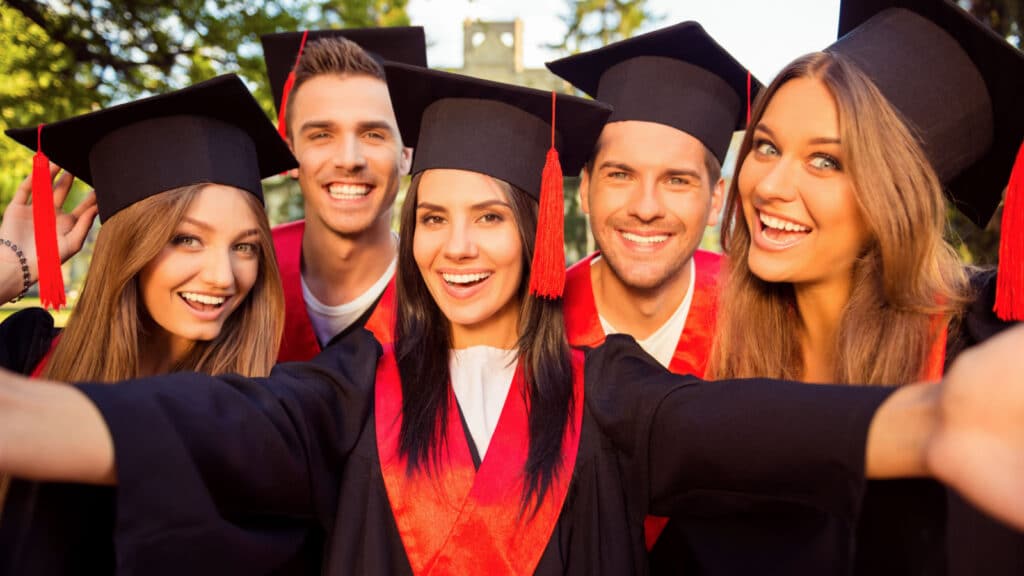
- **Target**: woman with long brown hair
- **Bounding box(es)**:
[0,63,1022,576]
[0,74,293,573]
[710,3,1023,575]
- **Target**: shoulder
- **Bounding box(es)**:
[951,267,1016,353]
[0,308,58,374]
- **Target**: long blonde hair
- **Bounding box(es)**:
[43,184,284,381]
[709,52,969,385]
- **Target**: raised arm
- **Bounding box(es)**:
[0,164,98,302]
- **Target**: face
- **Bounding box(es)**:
[288,74,412,238]
[580,121,723,292]
[737,77,871,288]
[139,185,262,359]
[413,169,524,348]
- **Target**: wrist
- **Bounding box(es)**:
[0,239,31,303]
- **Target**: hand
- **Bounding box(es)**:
[0,163,99,283]
[927,323,1024,531]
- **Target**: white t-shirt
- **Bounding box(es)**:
[301,251,397,347]
[596,257,696,368]
[449,346,518,459]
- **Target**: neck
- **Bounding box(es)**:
[591,257,692,340]
[302,210,396,306]
[794,276,853,383]
[139,331,193,377]
[450,300,521,351]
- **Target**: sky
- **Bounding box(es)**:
[406,0,841,84]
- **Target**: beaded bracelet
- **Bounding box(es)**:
[0,239,31,303]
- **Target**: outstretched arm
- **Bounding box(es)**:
[0,164,98,302]
[0,370,114,483]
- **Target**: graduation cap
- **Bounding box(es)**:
[383,62,613,298]
[261,27,428,138]
[545,21,761,163]
[5,73,296,309]
[830,0,1024,319]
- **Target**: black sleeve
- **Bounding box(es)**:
[0,308,57,374]
[586,335,892,521]
[75,328,381,575]
[947,268,1016,363]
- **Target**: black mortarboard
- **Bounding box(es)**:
[545,21,761,163]
[261,26,428,113]
[5,74,296,308]
[383,62,612,298]
[832,0,1024,319]
[7,74,296,222]
[832,0,1024,228]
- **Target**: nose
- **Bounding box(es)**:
[442,219,478,262]
[750,156,798,204]
[199,247,235,290]
[333,133,367,172]
[627,178,666,223]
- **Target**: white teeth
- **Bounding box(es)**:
[327,183,371,198]
[180,292,227,306]
[621,232,668,245]
[759,213,810,232]
[442,272,491,285]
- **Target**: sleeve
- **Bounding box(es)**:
[586,334,892,521]
[75,328,381,575]
[948,268,1017,360]
[0,307,56,374]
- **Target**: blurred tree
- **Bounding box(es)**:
[553,0,658,54]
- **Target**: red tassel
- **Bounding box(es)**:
[276,30,309,141]
[31,125,65,310]
[995,139,1024,321]
[746,71,752,127]
[529,92,566,300]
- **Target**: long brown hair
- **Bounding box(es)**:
[709,51,969,385]
[394,173,573,511]
[43,184,284,381]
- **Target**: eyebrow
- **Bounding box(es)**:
[597,161,635,173]
[417,199,513,211]
[755,123,840,145]
[298,119,398,136]
[181,218,260,240]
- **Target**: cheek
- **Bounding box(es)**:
[233,257,260,296]
[138,249,177,302]
[412,233,436,275]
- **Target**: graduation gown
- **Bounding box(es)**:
[77,329,894,575]
[0,308,117,575]
[563,249,721,376]
[272,219,397,362]
[853,270,1024,576]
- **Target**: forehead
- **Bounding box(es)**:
[290,73,397,124]
[183,184,261,227]
[595,120,707,170]
[417,169,509,206]
[760,77,839,139]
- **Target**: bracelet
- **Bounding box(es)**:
[0,239,31,303]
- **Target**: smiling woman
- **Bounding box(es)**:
[0,74,294,574]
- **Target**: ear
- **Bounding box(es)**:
[399,147,413,177]
[706,177,726,227]
[579,168,592,215]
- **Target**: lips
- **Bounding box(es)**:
[326,182,372,199]
[178,291,231,319]
[754,210,811,249]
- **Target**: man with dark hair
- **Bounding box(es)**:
[261,28,427,360]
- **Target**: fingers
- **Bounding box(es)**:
[69,190,97,219]
[52,169,75,208]
[12,174,31,205]
[66,203,99,253]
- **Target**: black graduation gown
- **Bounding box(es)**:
[75,328,893,575]
[0,308,118,575]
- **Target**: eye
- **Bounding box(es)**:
[666,175,696,187]
[234,242,260,255]
[309,131,330,141]
[171,234,201,249]
[605,170,631,181]
[809,154,842,171]
[363,130,387,141]
[478,212,504,224]
[419,214,445,226]
[753,139,780,157]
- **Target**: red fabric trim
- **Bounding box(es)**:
[30,333,60,378]
[376,346,586,575]
[364,278,396,345]
[563,252,609,349]
[272,221,322,362]
[923,318,948,382]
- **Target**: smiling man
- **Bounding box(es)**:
[547,21,779,573]
[261,28,426,360]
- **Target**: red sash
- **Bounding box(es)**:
[923,317,948,381]
[564,250,722,548]
[29,334,60,378]
[273,221,322,362]
[375,346,586,575]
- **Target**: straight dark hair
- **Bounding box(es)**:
[395,172,574,511]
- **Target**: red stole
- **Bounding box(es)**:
[564,250,722,549]
[29,334,60,378]
[375,346,586,575]
[272,220,397,361]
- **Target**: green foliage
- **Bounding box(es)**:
[553,0,659,54]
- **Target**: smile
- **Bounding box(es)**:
[327,183,372,199]
[442,271,491,286]
[755,211,811,249]
[178,291,228,312]
[620,231,670,246]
